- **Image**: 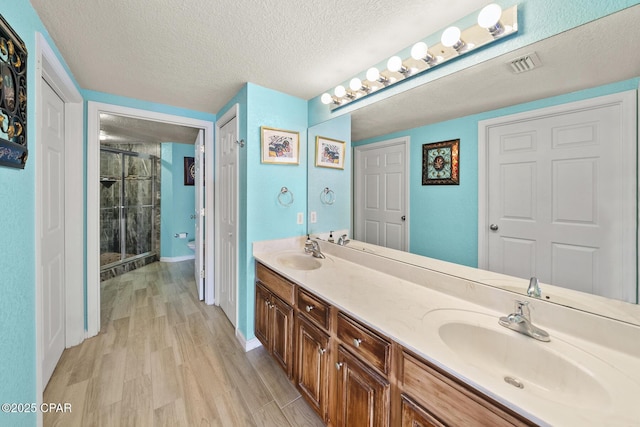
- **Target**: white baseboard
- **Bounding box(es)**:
[235,329,262,352]
[160,255,195,262]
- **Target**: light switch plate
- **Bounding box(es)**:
[310,211,317,223]
[297,212,304,225]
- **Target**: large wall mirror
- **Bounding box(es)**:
[306,5,640,326]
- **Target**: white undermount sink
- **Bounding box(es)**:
[275,252,325,271]
[421,309,640,422]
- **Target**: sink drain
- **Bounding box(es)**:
[504,376,524,389]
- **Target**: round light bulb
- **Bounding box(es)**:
[478,3,502,28]
[387,56,403,73]
[366,67,380,82]
[320,93,333,105]
[349,78,362,91]
[441,26,461,47]
[411,42,429,60]
[334,85,346,98]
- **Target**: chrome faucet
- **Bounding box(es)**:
[337,234,350,246]
[527,277,542,298]
[499,300,550,342]
[304,239,325,259]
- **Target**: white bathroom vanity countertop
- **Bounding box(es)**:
[253,237,640,427]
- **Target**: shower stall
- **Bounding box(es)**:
[100,147,158,279]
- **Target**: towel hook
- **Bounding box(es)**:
[278,186,294,207]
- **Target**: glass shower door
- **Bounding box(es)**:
[123,154,155,261]
[100,151,123,266]
[100,148,157,269]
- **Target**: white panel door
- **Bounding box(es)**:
[194,130,204,300]
[41,80,65,386]
[354,139,408,251]
[488,99,633,301]
[218,117,238,326]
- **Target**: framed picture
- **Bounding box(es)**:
[261,126,299,165]
[422,139,459,185]
[184,156,195,185]
[315,136,345,169]
[0,14,28,169]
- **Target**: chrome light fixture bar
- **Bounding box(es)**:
[321,3,518,110]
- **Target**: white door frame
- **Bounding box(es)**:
[478,91,637,300]
[353,136,411,251]
[87,102,215,336]
[35,32,84,420]
[214,104,239,328]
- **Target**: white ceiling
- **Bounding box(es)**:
[30,1,639,142]
[29,0,487,112]
[99,113,200,145]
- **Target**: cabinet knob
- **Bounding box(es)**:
[353,338,362,348]
[335,362,343,370]
[318,348,326,355]
[305,305,314,312]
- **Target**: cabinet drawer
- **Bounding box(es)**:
[256,263,295,306]
[337,313,390,375]
[402,352,534,427]
[297,288,330,330]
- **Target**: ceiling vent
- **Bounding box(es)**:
[508,52,541,74]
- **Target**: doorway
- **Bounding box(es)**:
[353,137,410,251]
[35,33,84,406]
[40,79,66,388]
[87,102,215,337]
[215,106,239,328]
[478,90,637,302]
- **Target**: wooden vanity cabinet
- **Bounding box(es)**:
[335,346,390,427]
[255,262,538,426]
[400,394,446,427]
[255,264,295,378]
[400,351,536,427]
[295,314,331,421]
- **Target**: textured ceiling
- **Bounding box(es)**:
[99,114,200,145]
[29,1,639,142]
[29,0,487,114]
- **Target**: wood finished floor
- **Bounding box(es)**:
[44,260,325,426]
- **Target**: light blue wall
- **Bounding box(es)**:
[217,83,308,340]
[354,78,640,267]
[83,90,216,123]
[0,1,82,426]
[243,83,308,338]
[160,143,196,258]
[309,0,640,125]
[307,115,351,235]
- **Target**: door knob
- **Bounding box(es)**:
[401,215,406,221]
[490,224,499,231]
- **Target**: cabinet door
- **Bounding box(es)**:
[336,346,390,427]
[271,295,294,378]
[401,395,446,427]
[296,315,330,421]
[255,283,271,347]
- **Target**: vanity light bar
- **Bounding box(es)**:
[321,3,518,110]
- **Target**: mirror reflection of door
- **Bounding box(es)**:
[485,91,637,303]
[354,137,409,251]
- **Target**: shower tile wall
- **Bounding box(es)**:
[100,143,161,281]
